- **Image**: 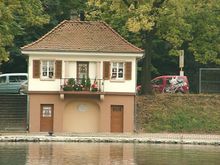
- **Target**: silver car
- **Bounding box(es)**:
[0,73,28,94]
[19,80,28,95]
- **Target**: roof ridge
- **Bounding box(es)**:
[21,20,68,50]
[21,20,144,53]
[100,21,143,52]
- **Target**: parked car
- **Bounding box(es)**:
[19,80,28,95]
[137,75,189,94]
[0,73,28,94]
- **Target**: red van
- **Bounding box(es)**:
[137,75,189,94]
[151,75,189,93]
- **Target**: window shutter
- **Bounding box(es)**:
[125,62,132,80]
[55,60,62,79]
[103,61,110,80]
[33,60,40,78]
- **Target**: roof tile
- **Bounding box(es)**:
[21,20,143,53]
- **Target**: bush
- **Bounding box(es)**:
[63,78,75,91]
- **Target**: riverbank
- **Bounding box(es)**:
[0,133,220,145]
[136,94,220,133]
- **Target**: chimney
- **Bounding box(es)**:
[79,10,85,21]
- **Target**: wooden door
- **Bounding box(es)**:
[40,104,54,132]
[111,105,123,132]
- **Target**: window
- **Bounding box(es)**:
[111,105,123,112]
[33,60,62,79]
[9,76,27,82]
[111,62,124,80]
[0,76,6,83]
[77,62,89,79]
[42,106,52,117]
[41,60,55,79]
[152,78,163,85]
[103,61,132,80]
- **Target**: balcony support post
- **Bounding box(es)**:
[60,93,64,100]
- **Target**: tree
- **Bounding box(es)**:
[41,0,87,28]
[1,0,87,73]
[0,0,49,72]
[86,0,165,94]
[156,0,220,64]
[86,0,220,94]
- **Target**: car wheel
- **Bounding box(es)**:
[175,90,184,94]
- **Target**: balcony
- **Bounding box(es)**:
[59,78,104,99]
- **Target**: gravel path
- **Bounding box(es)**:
[0,133,220,145]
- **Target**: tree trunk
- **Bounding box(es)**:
[141,30,153,95]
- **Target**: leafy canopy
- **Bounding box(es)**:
[0,0,49,61]
[86,0,220,64]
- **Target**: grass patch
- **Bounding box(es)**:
[136,94,220,134]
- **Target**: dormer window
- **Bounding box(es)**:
[41,60,55,79]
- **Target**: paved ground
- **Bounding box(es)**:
[0,133,220,145]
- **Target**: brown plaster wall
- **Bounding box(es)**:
[63,100,100,133]
[29,93,135,133]
[99,95,135,132]
[29,94,64,132]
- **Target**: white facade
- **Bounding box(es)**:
[25,51,141,93]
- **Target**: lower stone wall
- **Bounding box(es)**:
[1,133,220,145]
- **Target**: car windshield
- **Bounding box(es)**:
[152,78,163,85]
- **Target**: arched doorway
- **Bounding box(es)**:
[63,100,100,133]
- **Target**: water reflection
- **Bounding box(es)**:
[0,143,27,165]
[27,143,135,165]
[135,144,220,165]
[0,142,220,165]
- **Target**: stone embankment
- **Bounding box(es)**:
[0,133,220,145]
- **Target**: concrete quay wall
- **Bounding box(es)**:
[0,133,220,145]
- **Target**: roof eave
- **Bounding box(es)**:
[21,50,144,58]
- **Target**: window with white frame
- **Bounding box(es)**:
[111,62,124,80]
[41,60,55,79]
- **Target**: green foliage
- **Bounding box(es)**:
[157,0,220,64]
[148,106,220,133]
[86,0,220,94]
[1,0,85,72]
[67,78,76,86]
[0,0,49,62]
[86,77,91,88]
[126,3,155,32]
[86,0,220,63]
[81,75,86,87]
[41,0,86,26]
[138,95,220,133]
[187,0,220,64]
[63,78,76,91]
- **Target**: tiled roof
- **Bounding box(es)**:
[21,20,143,53]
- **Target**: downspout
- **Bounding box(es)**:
[26,57,30,132]
[134,59,138,132]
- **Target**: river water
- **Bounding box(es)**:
[0,142,220,165]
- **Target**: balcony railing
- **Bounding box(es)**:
[60,78,104,93]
